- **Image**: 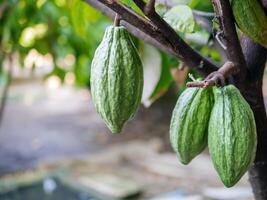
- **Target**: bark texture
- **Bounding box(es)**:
[241,36,267,200]
[241,2,267,199]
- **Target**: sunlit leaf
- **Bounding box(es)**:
[149,52,177,103]
[140,44,162,107]
[120,0,144,15]
[155,4,168,17]
[184,30,209,45]
[68,0,103,37]
[172,0,191,4]
[189,0,213,12]
[164,5,195,33]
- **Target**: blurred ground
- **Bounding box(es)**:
[0,78,265,199]
[0,80,174,174]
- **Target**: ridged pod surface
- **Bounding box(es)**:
[90,26,143,133]
[208,85,257,187]
[170,87,214,164]
[232,0,267,48]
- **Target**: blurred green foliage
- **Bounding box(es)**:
[0,0,221,104]
[0,0,110,86]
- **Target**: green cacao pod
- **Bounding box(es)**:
[90,26,143,134]
[170,87,214,164]
[208,85,257,187]
[232,0,267,48]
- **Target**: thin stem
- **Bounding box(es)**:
[192,10,215,17]
[114,14,121,26]
[211,0,247,84]
[144,0,155,14]
[187,61,239,88]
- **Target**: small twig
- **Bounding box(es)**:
[215,32,226,50]
[188,73,197,82]
[187,81,209,88]
[187,61,239,88]
[114,14,122,26]
[144,0,155,15]
[192,10,215,17]
[178,62,186,71]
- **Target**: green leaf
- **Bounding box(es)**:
[184,30,210,45]
[69,0,103,37]
[163,5,195,33]
[155,4,168,17]
[189,0,213,12]
[140,43,162,107]
[149,52,177,103]
[120,0,144,15]
[172,0,191,4]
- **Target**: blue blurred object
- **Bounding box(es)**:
[0,178,96,200]
[150,189,185,200]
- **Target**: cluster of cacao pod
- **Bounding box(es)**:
[90,25,143,133]
[90,23,257,188]
[170,85,257,187]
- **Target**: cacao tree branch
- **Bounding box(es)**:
[211,0,247,84]
[187,61,238,88]
[85,0,219,75]
[144,0,156,14]
[241,36,267,200]
[156,0,226,60]
[132,0,218,74]
[83,0,176,56]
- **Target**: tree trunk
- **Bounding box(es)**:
[240,36,267,199]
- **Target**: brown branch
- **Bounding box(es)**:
[211,0,247,83]
[132,0,218,74]
[84,0,176,56]
[113,13,121,26]
[155,0,226,60]
[187,61,238,88]
[144,0,156,15]
[84,0,218,75]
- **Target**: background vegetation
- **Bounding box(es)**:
[0,0,224,105]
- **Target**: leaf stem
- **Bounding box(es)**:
[114,14,122,26]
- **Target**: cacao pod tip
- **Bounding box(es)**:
[108,124,123,134]
[179,158,191,165]
[221,176,240,188]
